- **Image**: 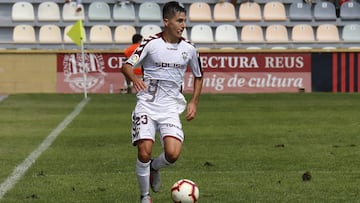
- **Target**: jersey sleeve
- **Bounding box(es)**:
[188,48,203,78]
[125,40,149,68]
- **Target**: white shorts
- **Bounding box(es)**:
[131,111,184,146]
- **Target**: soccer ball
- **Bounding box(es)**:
[171,179,199,203]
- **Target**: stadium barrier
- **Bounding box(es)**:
[0,49,359,94]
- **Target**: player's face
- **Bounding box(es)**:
[164,12,186,40]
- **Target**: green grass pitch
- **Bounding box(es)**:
[0,93,360,202]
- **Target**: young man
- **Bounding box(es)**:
[121,2,203,202]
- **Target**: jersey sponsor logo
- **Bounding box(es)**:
[155,62,182,68]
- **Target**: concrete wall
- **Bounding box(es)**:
[0,52,56,93]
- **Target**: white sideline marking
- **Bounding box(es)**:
[0,95,8,103]
[0,98,90,200]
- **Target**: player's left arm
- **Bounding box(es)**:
[186,49,203,121]
[186,76,203,121]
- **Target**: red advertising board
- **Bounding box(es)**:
[57,53,127,94]
[185,53,312,93]
[57,53,312,93]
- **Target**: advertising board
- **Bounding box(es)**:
[56,53,312,93]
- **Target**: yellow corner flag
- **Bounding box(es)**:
[66,20,85,47]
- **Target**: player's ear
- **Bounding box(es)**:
[163,18,169,26]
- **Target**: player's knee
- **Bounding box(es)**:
[137,140,153,162]
[138,151,151,163]
[163,137,182,163]
[137,147,152,162]
[165,152,180,163]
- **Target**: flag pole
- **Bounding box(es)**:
[66,19,87,99]
[81,39,87,99]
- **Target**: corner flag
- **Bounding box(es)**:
[66,20,85,47]
[66,19,88,99]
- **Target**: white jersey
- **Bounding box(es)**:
[126,32,203,117]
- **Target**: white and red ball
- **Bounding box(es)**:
[171,179,199,203]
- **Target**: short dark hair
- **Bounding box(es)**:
[132,34,143,44]
[162,1,186,20]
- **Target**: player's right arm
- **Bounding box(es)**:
[122,35,157,92]
[121,63,147,92]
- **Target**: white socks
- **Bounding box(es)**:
[136,153,172,196]
[136,159,150,196]
[151,152,171,171]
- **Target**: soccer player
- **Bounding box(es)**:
[121,1,203,203]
